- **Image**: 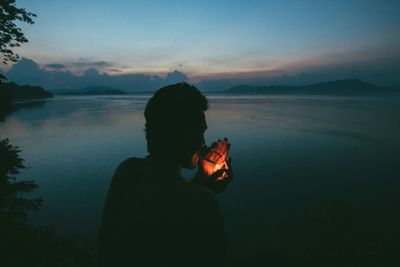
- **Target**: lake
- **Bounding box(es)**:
[1,93,400,265]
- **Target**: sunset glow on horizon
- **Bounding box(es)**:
[2,0,400,86]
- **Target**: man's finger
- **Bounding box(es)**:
[211,169,225,179]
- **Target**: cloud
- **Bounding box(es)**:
[83,68,101,76]
[7,58,48,86]
[45,63,66,69]
[6,58,190,91]
[72,61,113,68]
[165,70,188,84]
[60,60,115,75]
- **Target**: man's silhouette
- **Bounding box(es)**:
[98,83,232,267]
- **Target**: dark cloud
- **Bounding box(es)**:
[72,61,113,68]
[45,63,66,69]
[7,58,47,86]
[83,68,101,76]
[165,70,188,84]
[6,58,189,91]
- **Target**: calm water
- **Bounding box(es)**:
[1,93,400,263]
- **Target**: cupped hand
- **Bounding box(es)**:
[200,138,230,176]
[192,138,233,194]
[201,157,233,193]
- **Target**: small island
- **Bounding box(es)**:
[1,78,53,115]
[0,82,53,100]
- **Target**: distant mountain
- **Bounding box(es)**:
[0,82,53,100]
[226,79,385,94]
[52,86,126,95]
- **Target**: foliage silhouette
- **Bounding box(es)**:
[0,0,36,64]
[0,87,12,118]
[0,138,41,222]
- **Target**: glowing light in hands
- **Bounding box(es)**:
[202,139,229,180]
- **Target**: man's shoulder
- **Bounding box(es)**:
[114,157,146,175]
[118,157,145,169]
[110,157,146,186]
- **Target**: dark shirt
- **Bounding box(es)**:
[98,157,226,267]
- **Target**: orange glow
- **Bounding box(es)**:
[216,162,228,181]
[201,139,229,180]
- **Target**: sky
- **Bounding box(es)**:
[2,0,400,88]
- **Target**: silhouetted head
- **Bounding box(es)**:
[145,82,208,169]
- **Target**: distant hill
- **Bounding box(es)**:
[0,82,53,100]
[52,86,126,95]
[226,79,386,94]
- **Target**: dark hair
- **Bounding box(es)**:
[144,82,208,159]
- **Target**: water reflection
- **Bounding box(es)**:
[1,94,399,264]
